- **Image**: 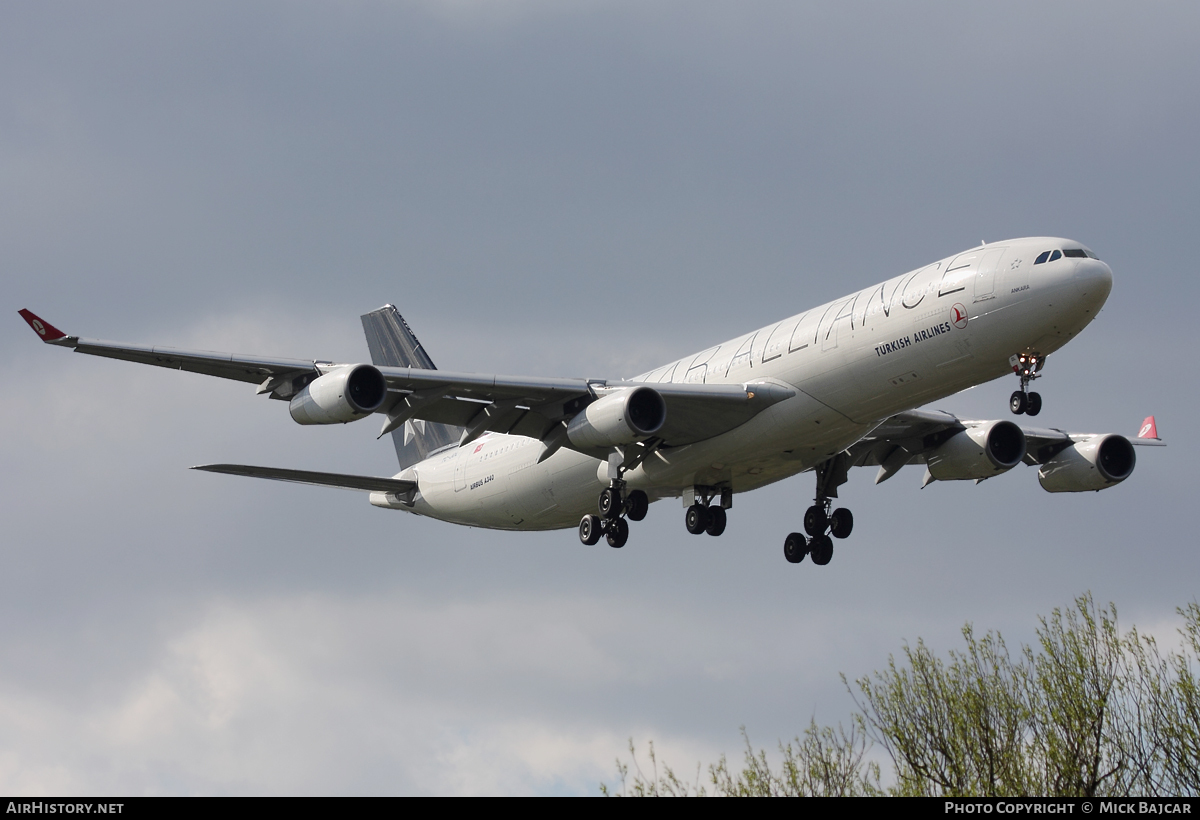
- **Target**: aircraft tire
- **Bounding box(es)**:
[705,506,727,537]
[599,487,621,519]
[606,518,629,548]
[685,504,710,535]
[579,515,603,546]
[810,535,834,565]
[803,505,827,537]
[1010,391,1027,415]
[829,508,853,539]
[784,532,807,564]
[1026,392,1042,416]
[626,490,649,522]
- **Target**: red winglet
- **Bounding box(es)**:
[1137,416,1159,440]
[17,309,68,342]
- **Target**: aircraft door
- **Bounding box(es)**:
[454,457,468,492]
[973,249,1006,302]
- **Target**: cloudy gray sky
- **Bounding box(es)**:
[2,0,1197,795]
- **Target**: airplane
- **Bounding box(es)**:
[19,236,1164,565]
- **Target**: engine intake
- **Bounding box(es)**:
[1038,435,1136,492]
[289,364,388,425]
[926,420,1027,482]
[566,386,666,450]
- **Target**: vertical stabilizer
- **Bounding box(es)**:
[361,305,461,468]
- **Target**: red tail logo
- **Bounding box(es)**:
[1138,416,1159,439]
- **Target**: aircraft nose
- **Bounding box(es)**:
[1073,258,1113,312]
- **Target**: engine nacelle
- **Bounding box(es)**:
[1038,434,1136,493]
[289,364,388,425]
[566,386,666,450]
[926,420,1027,481]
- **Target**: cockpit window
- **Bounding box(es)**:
[1035,247,1099,265]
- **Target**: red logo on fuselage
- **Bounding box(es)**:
[951,304,969,329]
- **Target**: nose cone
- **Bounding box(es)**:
[1074,258,1113,313]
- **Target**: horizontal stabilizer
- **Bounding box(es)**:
[192,463,417,494]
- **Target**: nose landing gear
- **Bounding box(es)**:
[1009,353,1044,416]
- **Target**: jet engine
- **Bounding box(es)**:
[925,420,1027,481]
[289,364,388,425]
[566,386,666,449]
[1038,434,1136,492]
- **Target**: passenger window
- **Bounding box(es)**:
[1035,251,1051,265]
[1063,249,1087,258]
[1049,250,1062,262]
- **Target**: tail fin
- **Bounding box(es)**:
[361,305,461,468]
[1137,415,1160,440]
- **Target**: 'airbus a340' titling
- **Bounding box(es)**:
[20,237,1162,565]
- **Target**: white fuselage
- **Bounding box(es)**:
[372,238,1113,530]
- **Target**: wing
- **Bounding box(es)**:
[18,308,319,386]
[19,309,794,454]
[811,408,1163,496]
[846,409,1073,481]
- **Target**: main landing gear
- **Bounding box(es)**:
[579,478,650,549]
[784,499,853,566]
[684,486,730,538]
[1009,353,1044,417]
[784,454,853,566]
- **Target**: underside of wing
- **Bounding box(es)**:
[21,308,799,458]
[75,339,320,386]
[831,408,1148,494]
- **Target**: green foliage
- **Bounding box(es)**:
[603,594,1200,797]
[599,722,882,797]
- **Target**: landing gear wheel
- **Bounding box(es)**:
[809,535,834,566]
[705,506,727,537]
[598,487,622,519]
[626,490,649,522]
[579,515,602,546]
[1010,391,1027,415]
[803,505,828,537]
[784,532,808,564]
[605,518,629,548]
[685,504,710,535]
[829,508,854,539]
[1026,392,1042,417]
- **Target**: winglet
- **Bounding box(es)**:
[1137,416,1160,441]
[18,309,70,343]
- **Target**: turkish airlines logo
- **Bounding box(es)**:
[951,304,969,329]
[31,319,46,336]
[474,444,484,454]
[1139,422,1154,437]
